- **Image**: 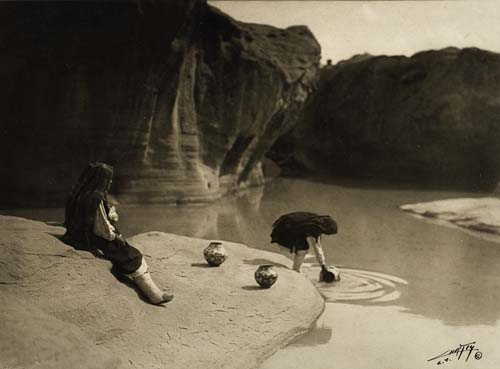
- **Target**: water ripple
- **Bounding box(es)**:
[303,265,408,304]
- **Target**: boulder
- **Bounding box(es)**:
[0,215,324,369]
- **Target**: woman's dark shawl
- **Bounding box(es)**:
[64,163,113,248]
[270,211,337,251]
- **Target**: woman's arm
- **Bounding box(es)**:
[306,235,326,267]
[93,201,117,241]
[108,205,119,223]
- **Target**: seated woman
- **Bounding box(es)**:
[64,162,173,305]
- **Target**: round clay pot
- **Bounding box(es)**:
[203,242,228,266]
[254,264,278,288]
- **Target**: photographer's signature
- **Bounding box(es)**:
[428,341,482,365]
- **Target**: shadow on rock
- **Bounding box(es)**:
[243,258,289,269]
[46,231,150,304]
[190,262,213,268]
[241,285,264,291]
[47,232,95,254]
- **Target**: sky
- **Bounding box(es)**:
[209,1,500,64]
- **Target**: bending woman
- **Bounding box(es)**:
[64,162,173,305]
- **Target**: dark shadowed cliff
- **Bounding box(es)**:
[0,1,320,207]
[270,47,500,191]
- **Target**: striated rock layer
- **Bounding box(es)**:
[0,1,320,207]
[0,215,324,369]
[270,48,500,191]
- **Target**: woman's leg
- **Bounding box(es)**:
[90,235,173,304]
[95,236,143,275]
[292,250,308,272]
[127,257,174,305]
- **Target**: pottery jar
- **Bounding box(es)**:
[254,264,278,288]
[203,242,228,266]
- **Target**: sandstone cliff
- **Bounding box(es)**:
[0,1,320,207]
[270,47,500,190]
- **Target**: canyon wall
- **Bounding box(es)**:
[271,48,500,191]
[0,1,320,207]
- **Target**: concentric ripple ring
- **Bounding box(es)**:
[303,265,408,303]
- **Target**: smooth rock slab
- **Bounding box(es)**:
[401,197,500,235]
[0,215,324,369]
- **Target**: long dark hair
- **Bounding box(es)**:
[64,162,114,244]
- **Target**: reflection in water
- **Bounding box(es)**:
[242,258,289,270]
[118,185,267,244]
[288,323,332,347]
[261,303,500,369]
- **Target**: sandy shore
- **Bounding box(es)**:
[0,215,324,369]
[401,197,500,236]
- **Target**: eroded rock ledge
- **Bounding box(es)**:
[0,1,320,207]
[0,215,324,369]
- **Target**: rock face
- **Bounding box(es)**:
[0,215,324,369]
[270,47,500,190]
[0,1,320,207]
